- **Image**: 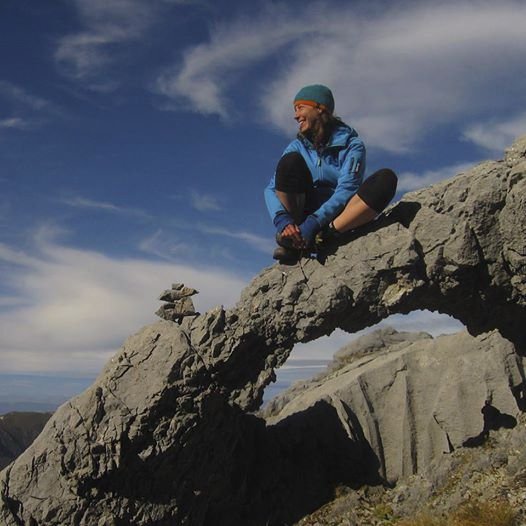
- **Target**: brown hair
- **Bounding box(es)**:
[302,111,345,151]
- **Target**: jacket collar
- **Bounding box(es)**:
[298,123,357,150]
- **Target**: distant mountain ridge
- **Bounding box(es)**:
[0,412,51,470]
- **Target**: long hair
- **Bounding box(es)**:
[302,112,345,151]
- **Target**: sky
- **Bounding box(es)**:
[1,0,525,410]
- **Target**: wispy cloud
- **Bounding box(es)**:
[397,162,474,193]
[0,81,54,111]
[138,229,194,260]
[189,190,223,212]
[60,196,151,219]
[0,297,28,308]
[155,4,310,118]
[0,117,32,131]
[156,1,526,152]
[54,0,168,87]
[138,223,273,260]
[198,225,274,254]
[0,243,41,267]
[462,112,526,153]
[0,82,64,133]
[0,232,247,374]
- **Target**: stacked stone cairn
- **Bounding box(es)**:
[155,283,199,323]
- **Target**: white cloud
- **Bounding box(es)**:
[156,1,526,152]
[155,4,310,117]
[189,191,223,212]
[0,234,247,374]
[0,296,27,308]
[0,82,63,135]
[60,196,151,219]
[55,0,163,84]
[138,229,195,260]
[198,225,274,254]
[0,81,52,111]
[397,161,474,193]
[463,112,526,153]
[0,117,32,130]
[138,220,274,258]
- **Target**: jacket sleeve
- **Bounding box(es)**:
[264,142,301,221]
[312,137,366,226]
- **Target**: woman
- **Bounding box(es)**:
[264,84,397,262]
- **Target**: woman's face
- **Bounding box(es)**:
[294,103,322,135]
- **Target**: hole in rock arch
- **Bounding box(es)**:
[262,310,464,406]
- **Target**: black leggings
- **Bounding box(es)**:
[275,151,397,214]
[358,168,398,213]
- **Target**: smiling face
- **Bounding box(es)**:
[294,103,323,135]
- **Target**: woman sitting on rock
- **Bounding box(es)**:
[264,84,398,262]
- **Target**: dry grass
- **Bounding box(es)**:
[372,503,395,521]
[449,499,517,526]
[395,513,446,526]
[394,499,517,526]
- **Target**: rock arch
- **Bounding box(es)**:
[1,137,525,525]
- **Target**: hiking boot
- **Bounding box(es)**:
[315,224,340,249]
[275,232,295,248]
[272,245,300,263]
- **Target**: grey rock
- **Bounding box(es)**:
[266,329,523,483]
[155,297,198,322]
[155,282,199,322]
[1,136,526,525]
[332,326,432,366]
[258,329,431,419]
[158,285,198,302]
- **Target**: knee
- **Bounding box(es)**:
[373,168,398,194]
[275,152,313,193]
[358,168,398,213]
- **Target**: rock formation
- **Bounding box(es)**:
[1,136,526,525]
[296,409,526,525]
[155,283,199,323]
[263,327,524,483]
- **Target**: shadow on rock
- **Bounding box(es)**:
[463,400,517,448]
[512,382,526,410]
[81,396,381,526]
[265,399,382,525]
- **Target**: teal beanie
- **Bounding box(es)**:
[293,84,335,114]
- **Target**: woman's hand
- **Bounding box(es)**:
[298,215,322,247]
[281,223,306,249]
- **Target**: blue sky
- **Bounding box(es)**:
[1,0,525,407]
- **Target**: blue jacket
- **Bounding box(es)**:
[264,124,366,227]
